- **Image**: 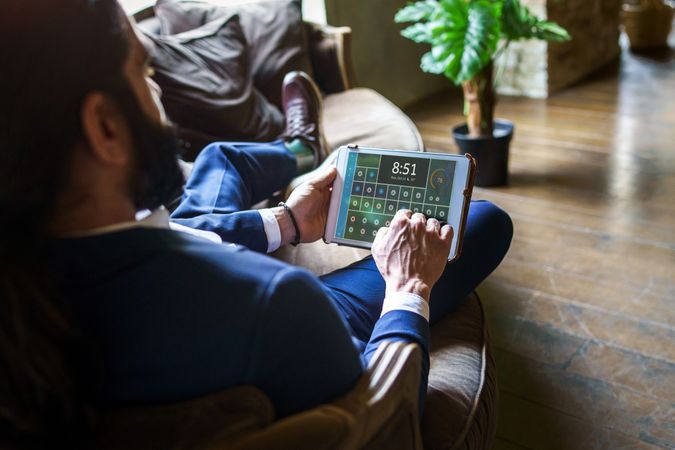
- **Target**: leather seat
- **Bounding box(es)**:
[323,87,425,152]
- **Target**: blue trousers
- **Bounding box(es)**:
[172,141,513,350]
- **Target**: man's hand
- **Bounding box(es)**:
[372,210,453,302]
[276,166,337,245]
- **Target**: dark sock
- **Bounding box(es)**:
[285,138,314,174]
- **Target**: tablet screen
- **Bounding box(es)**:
[334,151,456,243]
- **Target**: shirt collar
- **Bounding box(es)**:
[58,206,223,245]
[58,207,170,238]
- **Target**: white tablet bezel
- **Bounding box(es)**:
[324,145,472,260]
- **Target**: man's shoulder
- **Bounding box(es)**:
[146,230,328,317]
[51,227,302,295]
[152,228,298,287]
[158,231,329,309]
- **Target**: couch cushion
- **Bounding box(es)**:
[145,14,285,141]
[154,0,215,35]
[273,239,370,277]
[155,0,313,108]
[422,293,497,450]
[322,88,425,152]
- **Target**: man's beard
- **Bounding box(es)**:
[121,94,186,212]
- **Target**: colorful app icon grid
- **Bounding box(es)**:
[340,153,455,243]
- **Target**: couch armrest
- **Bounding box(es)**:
[96,386,275,450]
[305,22,355,95]
[334,340,423,450]
[225,341,423,450]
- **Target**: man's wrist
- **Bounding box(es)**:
[385,278,431,302]
[272,206,296,247]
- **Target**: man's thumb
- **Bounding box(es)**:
[310,165,337,188]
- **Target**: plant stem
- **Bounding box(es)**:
[462,62,494,137]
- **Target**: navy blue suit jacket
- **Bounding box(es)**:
[48,227,429,417]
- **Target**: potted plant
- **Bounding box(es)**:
[395,0,570,186]
[623,0,674,50]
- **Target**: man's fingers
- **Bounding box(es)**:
[391,209,412,226]
[411,213,426,227]
[373,226,388,246]
[427,218,440,232]
[394,209,413,220]
[309,165,337,189]
[441,225,454,241]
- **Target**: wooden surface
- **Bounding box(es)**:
[406,38,675,449]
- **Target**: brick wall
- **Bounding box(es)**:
[496,0,622,98]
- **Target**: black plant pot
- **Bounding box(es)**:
[452,119,514,187]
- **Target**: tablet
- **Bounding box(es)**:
[324,145,476,262]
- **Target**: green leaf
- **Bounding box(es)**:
[439,0,467,17]
[395,0,437,23]
[420,50,446,74]
[431,42,452,61]
[501,0,570,42]
[401,22,433,44]
[533,21,571,41]
[501,0,533,39]
[455,1,500,82]
[396,0,506,84]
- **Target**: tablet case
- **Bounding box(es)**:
[448,153,476,263]
[323,147,476,263]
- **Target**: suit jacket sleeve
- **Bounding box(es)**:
[246,267,364,418]
[363,309,431,413]
[170,211,268,253]
[246,266,431,418]
[169,141,297,253]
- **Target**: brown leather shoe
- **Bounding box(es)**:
[281,71,329,168]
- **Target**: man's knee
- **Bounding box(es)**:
[193,142,229,167]
[468,200,513,261]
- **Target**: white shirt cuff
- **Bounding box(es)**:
[169,221,223,244]
[380,292,430,322]
[259,208,282,253]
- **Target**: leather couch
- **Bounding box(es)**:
[110,5,498,449]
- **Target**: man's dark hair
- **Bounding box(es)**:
[0,0,131,446]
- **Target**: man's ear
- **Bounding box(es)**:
[80,92,131,166]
